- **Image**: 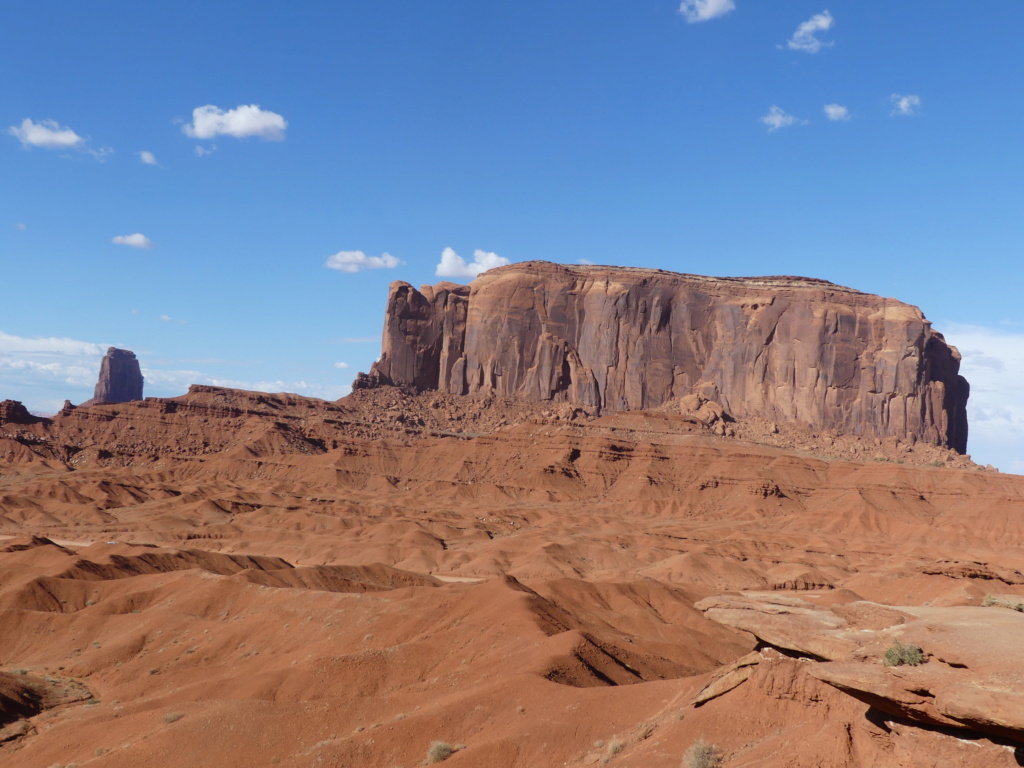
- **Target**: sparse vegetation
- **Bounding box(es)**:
[983,593,1024,611]
[883,639,924,667]
[163,711,185,724]
[601,739,625,763]
[684,739,723,768]
[425,741,457,763]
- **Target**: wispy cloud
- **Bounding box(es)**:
[0,332,106,357]
[785,10,834,53]
[139,150,160,166]
[824,104,850,121]
[195,145,216,157]
[324,251,402,273]
[890,94,921,116]
[678,0,735,23]
[760,106,804,132]
[0,331,108,392]
[182,104,287,141]
[8,118,112,160]
[436,248,510,279]
[112,233,156,249]
[15,223,27,231]
[943,323,1024,473]
[333,362,350,369]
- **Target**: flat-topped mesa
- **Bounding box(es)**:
[362,261,969,452]
[82,347,144,406]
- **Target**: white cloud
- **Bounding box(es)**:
[333,362,351,369]
[0,331,106,357]
[578,258,596,265]
[139,151,159,165]
[182,104,287,141]
[942,323,1024,473]
[760,106,804,132]
[890,94,921,116]
[0,331,109,395]
[160,315,173,322]
[436,248,510,279]
[112,233,156,249]
[195,145,216,157]
[324,251,402,274]
[824,104,850,121]
[678,0,735,23]
[785,10,834,53]
[15,223,27,231]
[8,118,84,149]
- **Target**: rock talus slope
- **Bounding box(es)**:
[81,347,143,406]
[366,262,969,451]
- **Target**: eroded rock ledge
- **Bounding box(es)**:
[696,593,1024,745]
[361,261,969,452]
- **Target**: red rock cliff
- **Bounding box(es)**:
[363,262,969,452]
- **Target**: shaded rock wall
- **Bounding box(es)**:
[365,261,969,452]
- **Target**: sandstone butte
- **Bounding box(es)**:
[80,347,144,406]
[363,261,969,452]
[2,264,1024,768]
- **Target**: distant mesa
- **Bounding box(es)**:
[0,399,44,426]
[81,347,144,406]
[357,261,969,453]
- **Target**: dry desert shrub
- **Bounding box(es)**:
[601,739,625,763]
[684,739,723,768]
[883,639,924,667]
[425,741,456,763]
[163,711,185,724]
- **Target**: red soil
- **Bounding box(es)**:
[0,386,1021,766]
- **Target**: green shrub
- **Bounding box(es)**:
[684,739,723,768]
[883,640,924,667]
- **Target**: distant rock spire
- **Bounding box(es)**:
[83,347,144,405]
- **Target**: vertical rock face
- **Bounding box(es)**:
[365,261,969,452]
[84,347,144,405]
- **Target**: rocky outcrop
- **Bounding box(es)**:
[696,594,1024,745]
[82,347,144,405]
[0,400,44,426]
[363,261,969,452]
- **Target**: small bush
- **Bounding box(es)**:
[425,741,456,764]
[163,711,185,724]
[684,739,723,768]
[883,640,924,667]
[601,739,624,764]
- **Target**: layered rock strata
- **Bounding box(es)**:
[362,261,969,452]
[83,347,144,405]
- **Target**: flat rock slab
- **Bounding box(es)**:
[698,592,1024,744]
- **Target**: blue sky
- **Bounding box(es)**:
[2,1,1023,470]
